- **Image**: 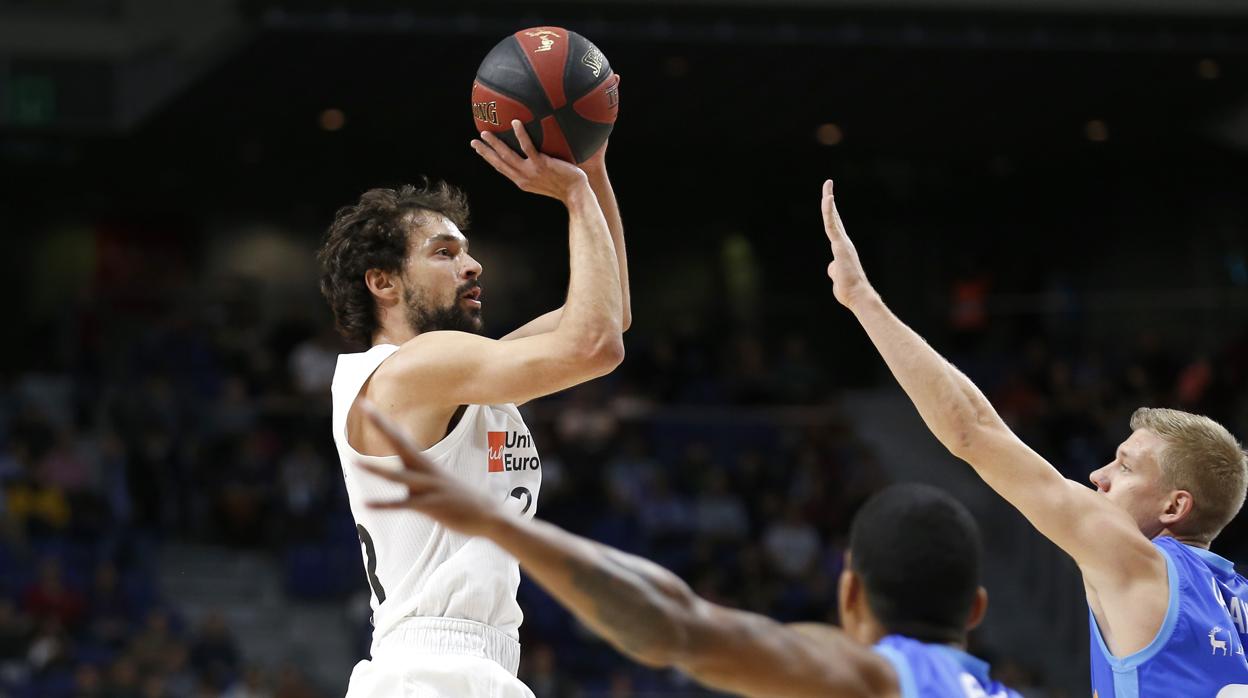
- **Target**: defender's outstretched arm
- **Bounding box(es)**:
[358,402,895,698]
[819,180,1160,595]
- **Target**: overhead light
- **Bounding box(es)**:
[1197,58,1220,80]
[815,123,843,146]
[1085,119,1108,143]
[319,108,346,132]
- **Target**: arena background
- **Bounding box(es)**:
[2,0,1247,695]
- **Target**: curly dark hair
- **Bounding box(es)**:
[317,179,470,347]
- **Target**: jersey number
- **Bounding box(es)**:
[357,524,386,604]
[510,486,533,515]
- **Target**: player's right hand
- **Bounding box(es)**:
[471,120,589,202]
[821,179,878,311]
[355,400,502,538]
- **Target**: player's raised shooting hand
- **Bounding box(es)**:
[355,400,503,538]
[472,120,589,203]
[821,180,877,311]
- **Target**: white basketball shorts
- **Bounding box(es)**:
[345,617,534,698]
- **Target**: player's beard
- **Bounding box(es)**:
[403,281,483,335]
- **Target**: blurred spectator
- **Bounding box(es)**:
[223,666,276,698]
[637,473,694,540]
[104,656,141,698]
[6,464,71,534]
[0,598,33,662]
[763,504,821,578]
[273,663,321,698]
[602,432,659,509]
[774,335,827,403]
[85,561,131,648]
[38,429,95,493]
[520,643,574,698]
[693,471,749,541]
[27,618,71,675]
[127,610,176,676]
[74,662,105,697]
[279,440,329,541]
[190,611,241,689]
[288,328,341,398]
[23,558,85,629]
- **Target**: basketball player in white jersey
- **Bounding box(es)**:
[316,120,629,697]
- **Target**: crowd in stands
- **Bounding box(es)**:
[1,287,1244,695]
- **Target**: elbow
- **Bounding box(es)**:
[574,333,625,376]
[946,426,980,461]
[945,420,1005,463]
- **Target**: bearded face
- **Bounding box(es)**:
[402,278,484,335]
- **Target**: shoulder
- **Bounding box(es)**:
[786,624,901,698]
[372,333,490,383]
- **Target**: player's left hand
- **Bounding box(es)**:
[355,400,502,537]
[579,138,608,175]
[821,179,878,311]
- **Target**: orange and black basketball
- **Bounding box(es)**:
[471,27,620,164]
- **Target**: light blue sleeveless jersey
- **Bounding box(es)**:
[874,635,1020,698]
[1089,536,1248,697]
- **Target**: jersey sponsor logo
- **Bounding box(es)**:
[487,430,541,473]
[1212,626,1233,656]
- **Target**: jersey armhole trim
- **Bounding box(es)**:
[873,645,917,698]
[338,346,481,465]
[1089,542,1180,670]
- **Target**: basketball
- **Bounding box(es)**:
[471,27,621,164]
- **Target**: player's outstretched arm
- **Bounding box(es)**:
[501,139,632,340]
[375,122,625,408]
[356,402,896,698]
[819,180,1161,589]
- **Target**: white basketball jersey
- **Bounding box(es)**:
[331,344,542,654]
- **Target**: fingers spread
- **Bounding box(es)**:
[471,139,521,181]
[511,119,539,159]
[481,130,525,168]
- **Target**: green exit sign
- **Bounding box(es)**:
[5,75,57,126]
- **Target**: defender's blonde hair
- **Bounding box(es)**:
[1131,407,1248,544]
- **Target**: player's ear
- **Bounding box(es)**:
[838,554,866,637]
[365,268,402,304]
[965,586,988,632]
[1160,489,1195,527]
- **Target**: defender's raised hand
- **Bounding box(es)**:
[471,119,589,202]
[821,180,877,311]
[355,400,502,538]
